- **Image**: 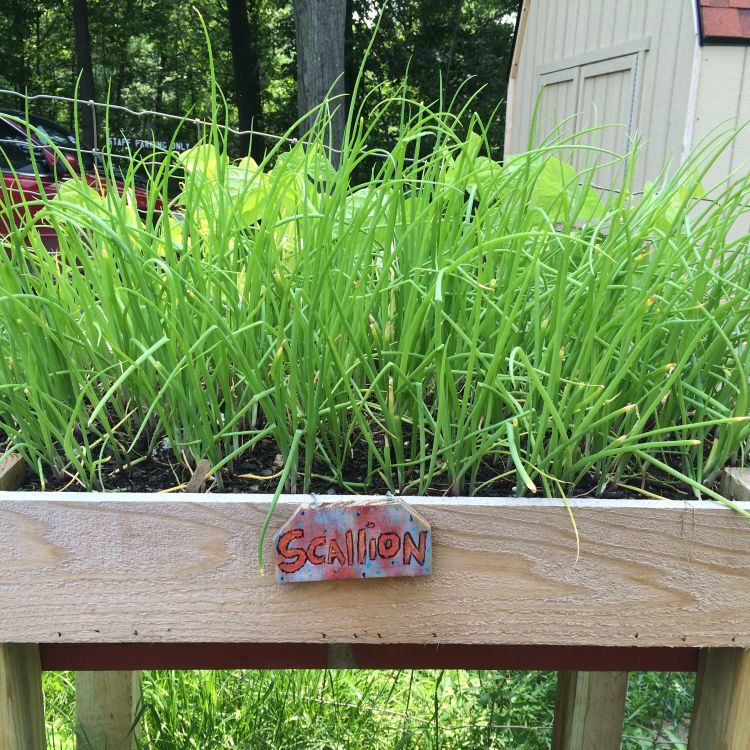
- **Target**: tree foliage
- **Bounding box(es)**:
[0,0,516,155]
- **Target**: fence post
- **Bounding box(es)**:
[76,670,141,750]
[551,670,628,750]
[0,644,46,750]
[687,468,750,749]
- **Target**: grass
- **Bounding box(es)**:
[43,668,694,749]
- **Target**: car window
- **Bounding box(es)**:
[28,115,96,172]
[0,121,48,175]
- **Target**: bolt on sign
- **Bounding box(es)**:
[274,499,431,583]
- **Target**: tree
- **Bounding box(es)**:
[293,0,347,162]
[71,0,96,148]
[226,0,264,160]
[347,0,518,157]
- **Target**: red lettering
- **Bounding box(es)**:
[368,537,377,560]
[277,529,306,574]
[403,530,428,566]
[327,539,347,566]
[345,530,354,565]
[307,536,326,565]
[378,532,400,559]
[358,528,366,564]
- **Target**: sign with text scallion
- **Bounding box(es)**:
[274,499,431,583]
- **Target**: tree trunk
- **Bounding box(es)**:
[71,0,96,149]
[293,0,346,164]
[226,0,263,161]
[344,0,354,116]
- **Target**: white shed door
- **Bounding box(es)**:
[535,42,646,184]
[536,68,581,145]
[577,55,641,182]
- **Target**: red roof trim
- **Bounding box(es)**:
[698,0,750,44]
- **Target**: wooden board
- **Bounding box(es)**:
[39,643,700,672]
[0,644,45,750]
[274,499,431,582]
[1,493,750,646]
[76,671,140,750]
[689,648,750,749]
[0,454,25,492]
[551,671,628,750]
[689,469,750,749]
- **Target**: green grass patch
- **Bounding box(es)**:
[44,668,694,749]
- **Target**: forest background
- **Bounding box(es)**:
[0,0,518,160]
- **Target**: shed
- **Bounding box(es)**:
[505,0,750,194]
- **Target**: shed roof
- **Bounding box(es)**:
[698,0,750,44]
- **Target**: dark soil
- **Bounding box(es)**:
[17,432,704,499]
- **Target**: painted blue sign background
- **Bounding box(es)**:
[274,499,432,583]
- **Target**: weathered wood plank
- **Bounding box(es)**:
[0,454,25,492]
[76,671,141,750]
[689,469,750,749]
[551,670,628,750]
[0,644,45,750]
[1,493,750,646]
[722,467,750,502]
[688,648,750,750]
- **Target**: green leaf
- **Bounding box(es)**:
[528,156,603,223]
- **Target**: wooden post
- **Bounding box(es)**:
[689,648,750,749]
[551,670,628,750]
[76,671,141,750]
[687,468,750,749]
[0,644,46,750]
[0,453,25,491]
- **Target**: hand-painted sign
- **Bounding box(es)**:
[274,499,431,583]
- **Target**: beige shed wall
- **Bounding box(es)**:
[692,46,750,190]
[506,0,697,189]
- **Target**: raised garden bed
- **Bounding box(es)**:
[1,464,750,749]
[1,484,750,648]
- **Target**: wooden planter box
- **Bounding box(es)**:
[1,465,749,748]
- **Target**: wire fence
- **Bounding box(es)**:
[0,88,339,162]
[1,87,749,221]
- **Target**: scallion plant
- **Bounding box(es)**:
[1,82,749,545]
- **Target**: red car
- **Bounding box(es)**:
[0,109,156,250]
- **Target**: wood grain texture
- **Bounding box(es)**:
[688,648,750,750]
[0,454,25,492]
[1,492,750,646]
[76,671,141,750]
[722,467,750,502]
[0,644,45,750]
[551,671,628,750]
[689,469,750,749]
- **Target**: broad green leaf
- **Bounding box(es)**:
[528,157,603,223]
[178,143,227,177]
